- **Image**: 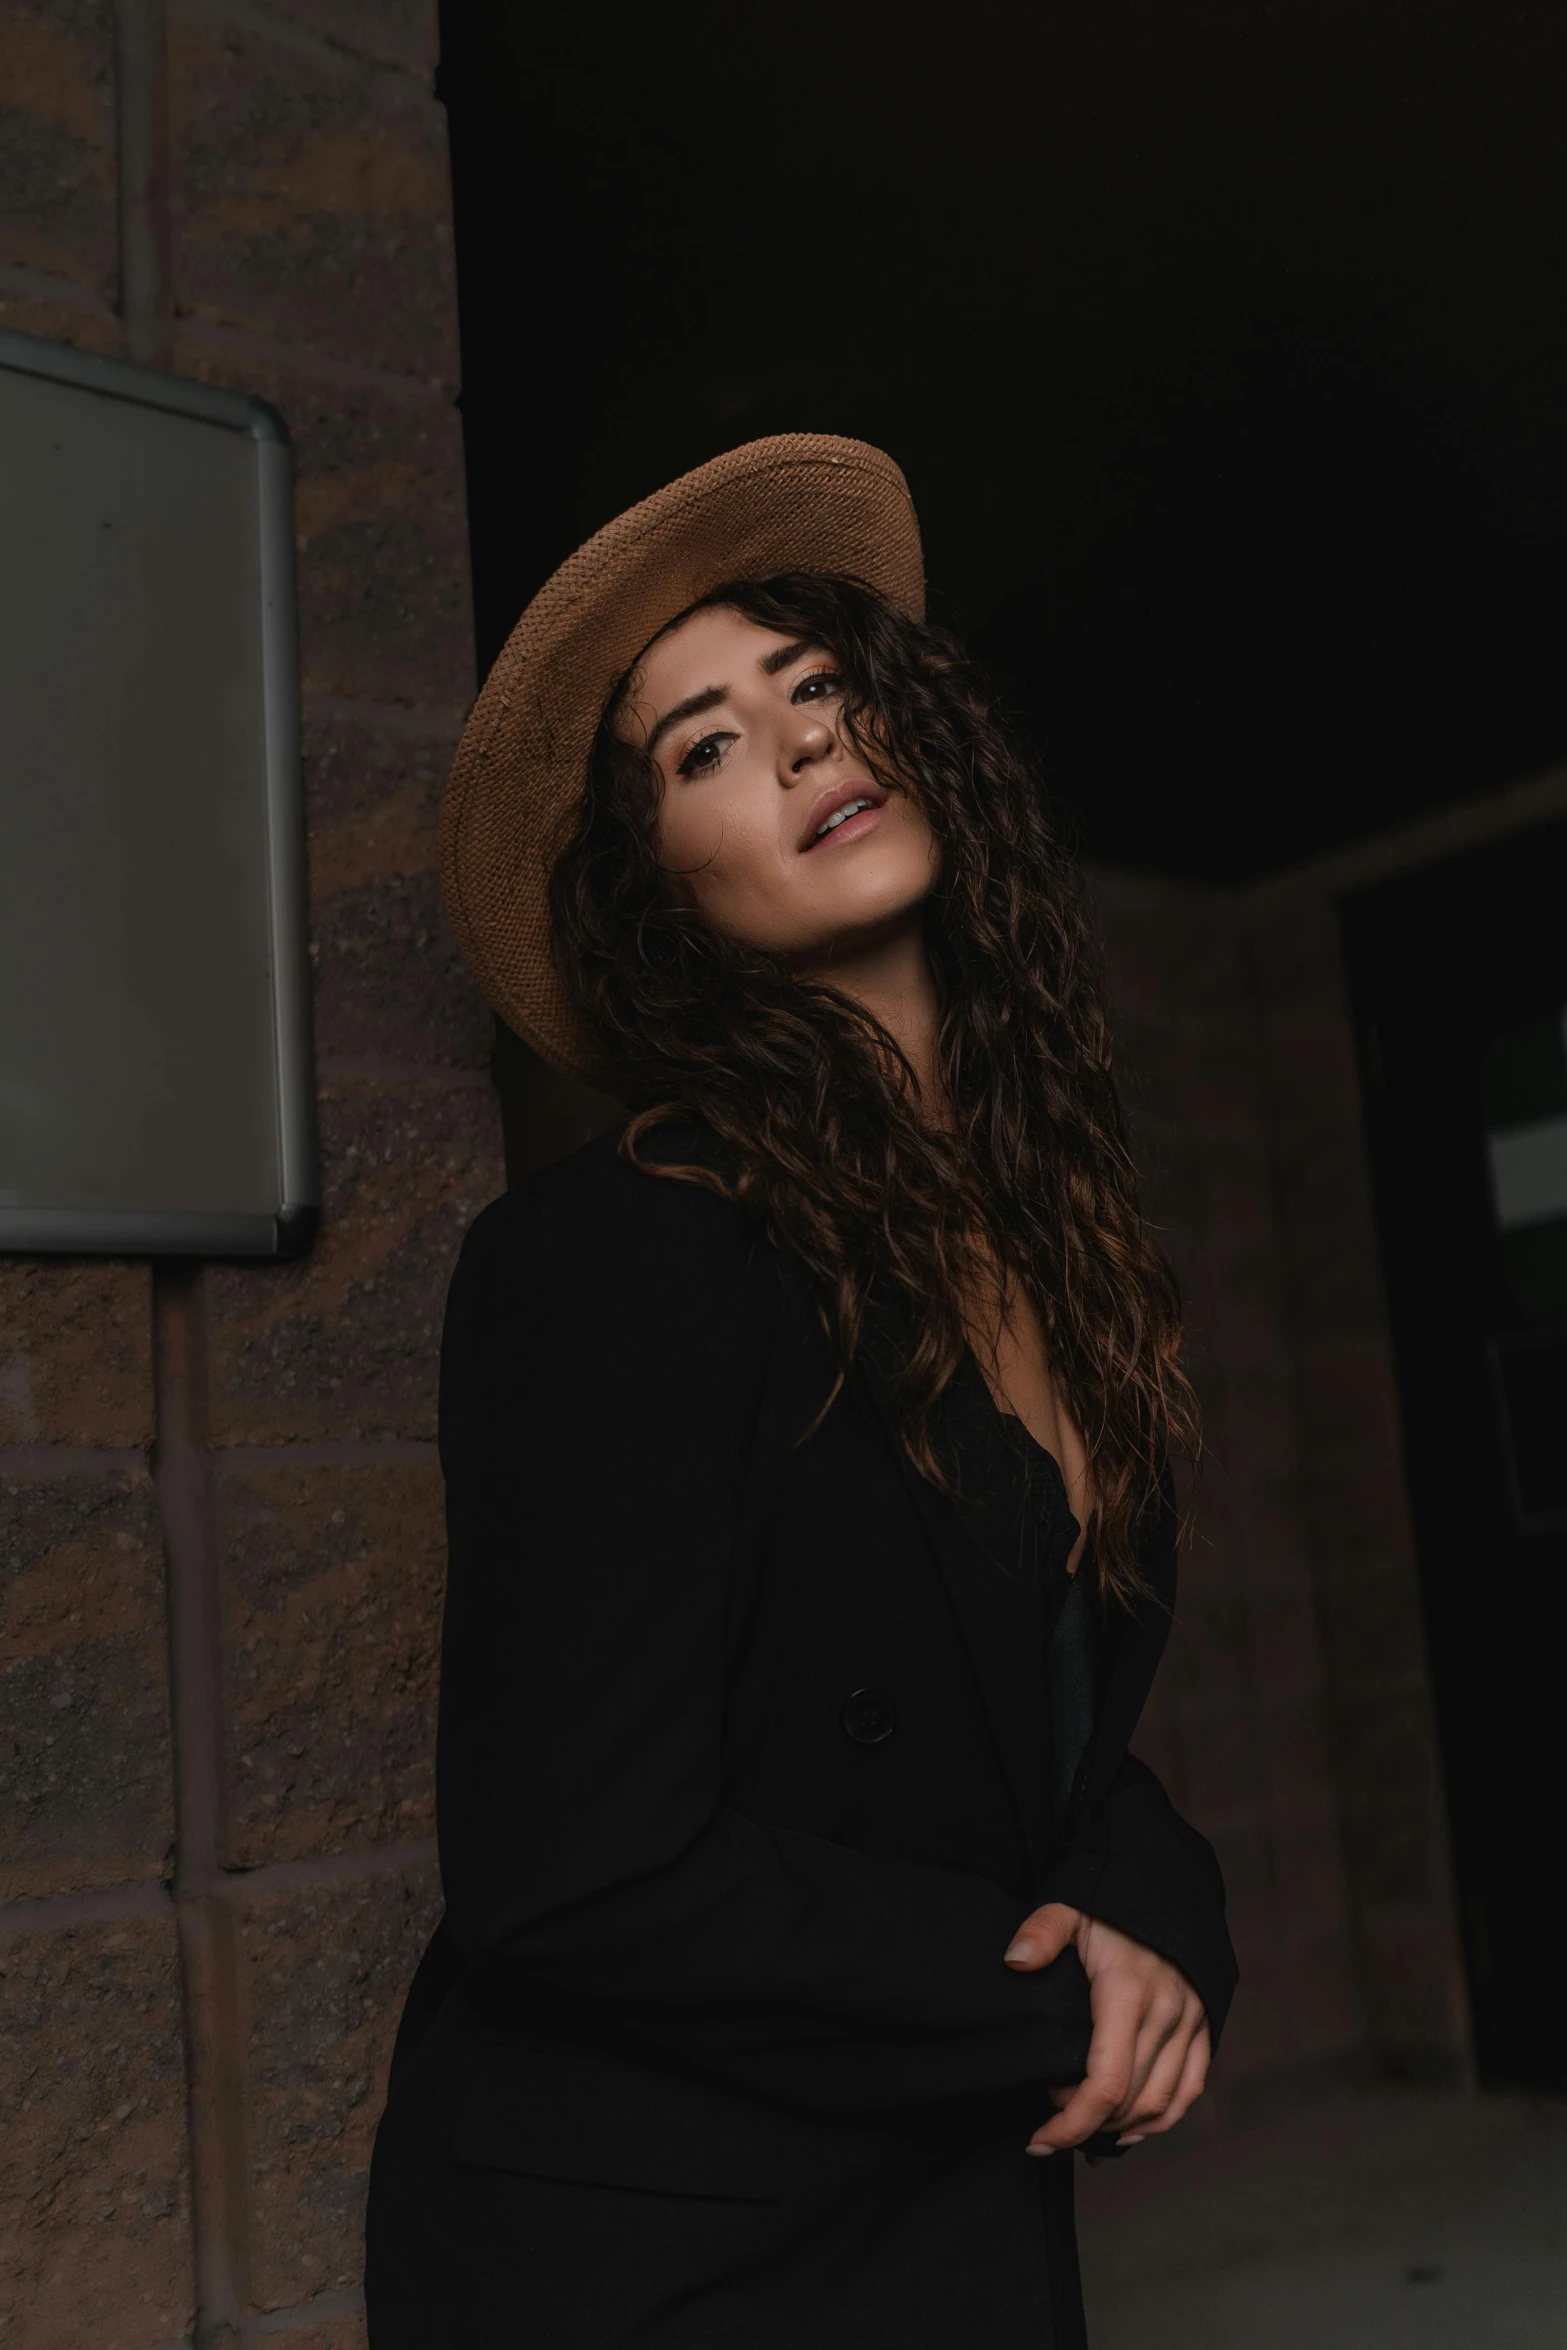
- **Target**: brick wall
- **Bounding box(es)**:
[0,4,501,2343]
[1091,873,1368,2113]
[1092,862,1473,2107]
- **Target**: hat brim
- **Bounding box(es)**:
[439,433,925,1081]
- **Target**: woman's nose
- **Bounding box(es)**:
[782,715,836,777]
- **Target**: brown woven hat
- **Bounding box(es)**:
[439,432,925,1078]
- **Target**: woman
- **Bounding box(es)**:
[366,435,1237,2348]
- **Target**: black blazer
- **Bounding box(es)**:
[365,1126,1236,2350]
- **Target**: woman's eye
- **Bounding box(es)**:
[792,668,843,704]
[677,731,732,778]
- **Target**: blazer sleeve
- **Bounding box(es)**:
[435,1160,1095,2116]
[1038,1753,1239,2043]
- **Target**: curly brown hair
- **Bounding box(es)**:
[548,572,1197,1597]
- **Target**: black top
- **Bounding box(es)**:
[1009,1421,1102,1830]
[365,1123,1237,2350]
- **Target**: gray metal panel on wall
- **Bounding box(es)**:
[0,327,317,1257]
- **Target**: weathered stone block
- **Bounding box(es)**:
[178,349,473,709]
[260,0,435,73]
[1161,1581,1250,1709]
[1177,1697,1266,1828]
[168,5,458,382]
[0,1910,193,2349]
[0,1259,154,1446]
[0,0,117,294]
[214,1456,443,1868]
[1314,1560,1429,1696]
[0,284,121,348]
[1282,1927,1362,2055]
[1212,1946,1290,2079]
[1255,1697,1335,1829]
[238,1859,441,2312]
[1243,1578,1326,1705]
[1359,1909,1470,2057]
[303,709,487,1068]
[0,1467,172,1900]
[206,1075,502,1443]
[271,2312,369,2350]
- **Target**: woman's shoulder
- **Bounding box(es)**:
[455,1116,766,1300]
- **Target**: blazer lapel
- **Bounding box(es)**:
[856,1353,1055,1886]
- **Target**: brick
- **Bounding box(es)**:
[271,2313,368,2350]
[238,1859,441,2312]
[176,348,473,708]
[1211,1950,1290,2080]
[1206,1816,1275,1921]
[1161,1583,1249,1709]
[1256,1697,1335,1827]
[0,0,117,295]
[1177,1697,1267,1829]
[1282,1928,1362,2055]
[1243,1579,1327,1705]
[0,284,121,348]
[214,1456,443,1868]
[1334,1689,1442,1811]
[1358,1911,1470,2054]
[1339,1791,1449,1911]
[0,1259,154,1446]
[168,6,458,382]
[259,0,436,75]
[302,713,489,1070]
[1314,1561,1430,1695]
[0,1910,193,2350]
[206,1075,503,1443]
[0,1467,172,1900]
[1268,1815,1351,1939]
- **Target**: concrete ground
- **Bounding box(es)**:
[1076,2089,1567,2348]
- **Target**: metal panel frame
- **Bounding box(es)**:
[0,327,318,1259]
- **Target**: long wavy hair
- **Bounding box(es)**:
[549,572,1198,1598]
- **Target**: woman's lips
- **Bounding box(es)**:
[799,783,888,851]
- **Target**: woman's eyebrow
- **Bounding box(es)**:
[645,683,726,758]
[758,637,816,675]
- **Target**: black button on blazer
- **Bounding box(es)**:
[365,1123,1237,2350]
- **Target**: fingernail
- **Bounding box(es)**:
[1026,2143,1055,2157]
[1118,2134,1145,2146]
[1004,1939,1032,1964]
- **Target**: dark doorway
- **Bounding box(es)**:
[1342,818,1567,2091]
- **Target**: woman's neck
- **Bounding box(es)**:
[796,913,941,1104]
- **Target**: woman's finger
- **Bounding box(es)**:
[1102,1982,1186,2127]
[1125,2019,1210,2142]
[1111,2008,1193,2134]
[1028,1979,1139,2152]
[1004,1902,1082,1971]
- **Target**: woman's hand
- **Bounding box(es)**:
[1004,1901,1209,2154]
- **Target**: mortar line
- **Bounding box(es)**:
[174,0,428,87]
[315,1058,493,1087]
[217,1840,438,1898]
[0,1446,150,1476]
[113,0,173,368]
[0,1881,173,1939]
[155,1265,252,2342]
[213,1441,440,1467]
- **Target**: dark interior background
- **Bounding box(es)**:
[438,0,1567,882]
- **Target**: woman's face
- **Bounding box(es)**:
[620,605,939,961]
